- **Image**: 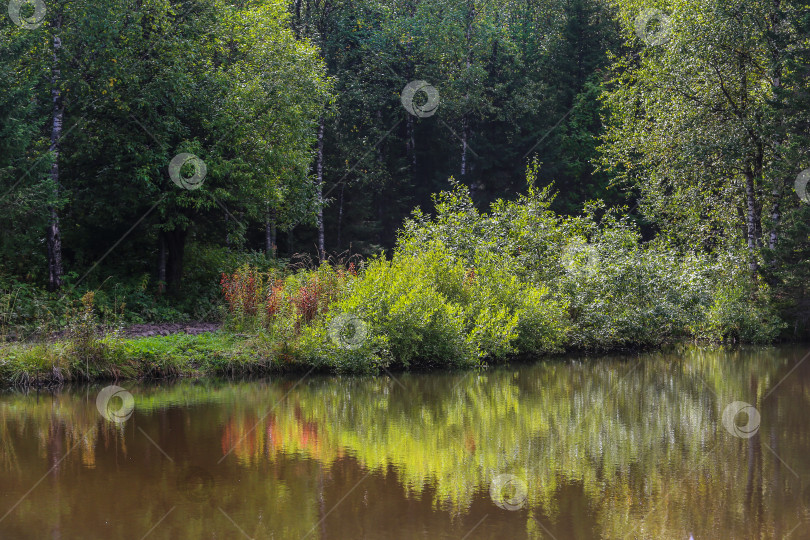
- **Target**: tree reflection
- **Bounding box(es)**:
[1,346,809,539]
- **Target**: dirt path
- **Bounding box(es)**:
[121,322,222,338]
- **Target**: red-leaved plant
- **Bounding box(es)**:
[292,277,323,327]
[266,279,284,320]
[220,261,357,333]
[220,265,264,320]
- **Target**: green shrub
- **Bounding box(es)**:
[396,176,782,352]
[514,285,569,355]
[64,292,117,378]
[698,262,786,344]
[295,317,392,373]
[335,253,473,369]
[331,244,569,367]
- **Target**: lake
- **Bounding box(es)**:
[1,345,809,539]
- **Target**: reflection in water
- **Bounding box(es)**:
[0,345,809,539]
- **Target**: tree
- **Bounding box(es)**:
[600,0,803,275]
[53,0,331,292]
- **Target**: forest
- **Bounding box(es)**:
[1,0,810,379]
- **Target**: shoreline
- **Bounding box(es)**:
[0,330,783,389]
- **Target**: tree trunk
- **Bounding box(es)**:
[157,231,167,294]
[337,184,344,251]
[406,114,416,176]
[768,187,780,250]
[165,228,187,295]
[744,168,760,275]
[766,2,783,251]
[461,114,468,178]
[461,1,473,180]
[316,116,325,261]
[46,18,64,291]
[377,192,386,248]
[265,203,276,258]
[754,149,764,248]
[293,0,302,37]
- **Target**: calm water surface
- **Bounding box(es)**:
[1,345,810,539]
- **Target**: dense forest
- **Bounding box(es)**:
[1,0,810,373]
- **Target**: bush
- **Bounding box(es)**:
[220,262,351,334]
[396,173,783,352]
[336,253,473,368]
[211,169,786,373]
[331,244,569,368]
[64,291,123,379]
[697,257,786,344]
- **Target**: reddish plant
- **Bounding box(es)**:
[265,279,284,320]
[220,264,355,333]
[220,265,263,316]
[293,277,321,325]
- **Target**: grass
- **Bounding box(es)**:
[0,331,318,388]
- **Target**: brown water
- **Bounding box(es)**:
[1,345,809,539]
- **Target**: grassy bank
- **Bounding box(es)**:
[0,332,293,387]
[0,328,719,388]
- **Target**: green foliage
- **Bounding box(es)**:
[337,252,476,369]
[0,0,332,296]
[294,320,391,374]
[0,276,60,340]
[211,173,778,372]
[697,261,787,344]
[600,0,810,332]
[399,177,784,350]
[0,244,293,342]
[64,291,123,379]
[329,242,568,368]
